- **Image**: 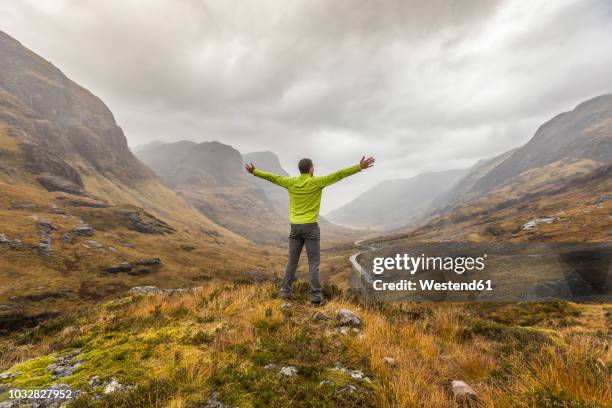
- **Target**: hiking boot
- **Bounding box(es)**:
[310,298,326,307]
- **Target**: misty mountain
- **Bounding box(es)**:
[472,94,612,194]
[327,169,467,230]
[0,31,154,192]
[396,95,612,241]
[136,140,289,243]
[0,31,235,238]
[242,151,289,214]
[429,148,518,213]
[137,142,356,243]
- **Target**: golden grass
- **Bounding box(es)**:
[1,281,610,407]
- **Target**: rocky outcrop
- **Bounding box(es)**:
[336,309,362,327]
[450,380,477,402]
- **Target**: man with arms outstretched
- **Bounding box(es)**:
[245,156,375,305]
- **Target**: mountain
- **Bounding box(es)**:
[472,94,612,194]
[242,151,290,214]
[391,95,612,242]
[136,140,288,243]
[429,148,518,213]
[327,169,467,230]
[0,31,280,319]
[136,142,357,243]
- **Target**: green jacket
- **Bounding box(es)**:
[253,164,362,224]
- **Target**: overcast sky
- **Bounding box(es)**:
[1,0,611,212]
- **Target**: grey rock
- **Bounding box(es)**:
[74,223,94,236]
[336,326,350,336]
[521,217,557,230]
[264,363,277,370]
[450,380,477,402]
[336,308,361,327]
[10,239,23,249]
[61,233,73,243]
[0,234,9,244]
[137,258,161,266]
[342,384,357,394]
[37,174,83,195]
[9,201,37,210]
[332,364,371,382]
[85,240,102,248]
[104,262,133,273]
[103,378,125,394]
[165,287,203,295]
[203,392,235,408]
[383,357,396,367]
[279,366,298,377]
[89,375,102,388]
[312,311,330,321]
[181,244,195,251]
[50,204,66,214]
[47,351,85,379]
[38,243,53,256]
[0,371,20,380]
[319,380,334,386]
[128,286,163,296]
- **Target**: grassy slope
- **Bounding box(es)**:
[0,283,609,407]
[0,178,286,317]
[385,159,612,243]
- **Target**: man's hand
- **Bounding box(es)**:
[359,156,375,170]
[245,163,255,174]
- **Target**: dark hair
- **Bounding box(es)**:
[298,158,313,174]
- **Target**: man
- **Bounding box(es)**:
[245,156,375,305]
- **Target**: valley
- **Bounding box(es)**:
[0,28,610,408]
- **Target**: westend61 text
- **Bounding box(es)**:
[372,279,493,291]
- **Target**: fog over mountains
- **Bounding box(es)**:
[135,140,356,243]
[328,95,612,232]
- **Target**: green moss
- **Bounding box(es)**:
[9,354,56,387]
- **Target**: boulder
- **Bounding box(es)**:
[74,223,95,236]
[203,392,236,408]
[336,308,362,327]
[37,174,83,195]
[312,311,331,321]
[128,286,163,296]
[279,366,298,377]
[104,262,133,273]
[103,378,125,394]
[137,258,161,266]
[521,217,557,230]
[0,371,19,381]
[450,380,477,402]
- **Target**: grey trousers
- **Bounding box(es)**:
[279,222,321,302]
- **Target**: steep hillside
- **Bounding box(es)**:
[386,95,612,243]
[242,151,290,214]
[0,31,283,322]
[136,141,290,244]
[473,94,612,194]
[327,169,466,230]
[429,148,518,213]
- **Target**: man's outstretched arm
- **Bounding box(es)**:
[245,163,293,188]
[313,156,375,188]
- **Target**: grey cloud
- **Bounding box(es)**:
[1,0,611,211]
